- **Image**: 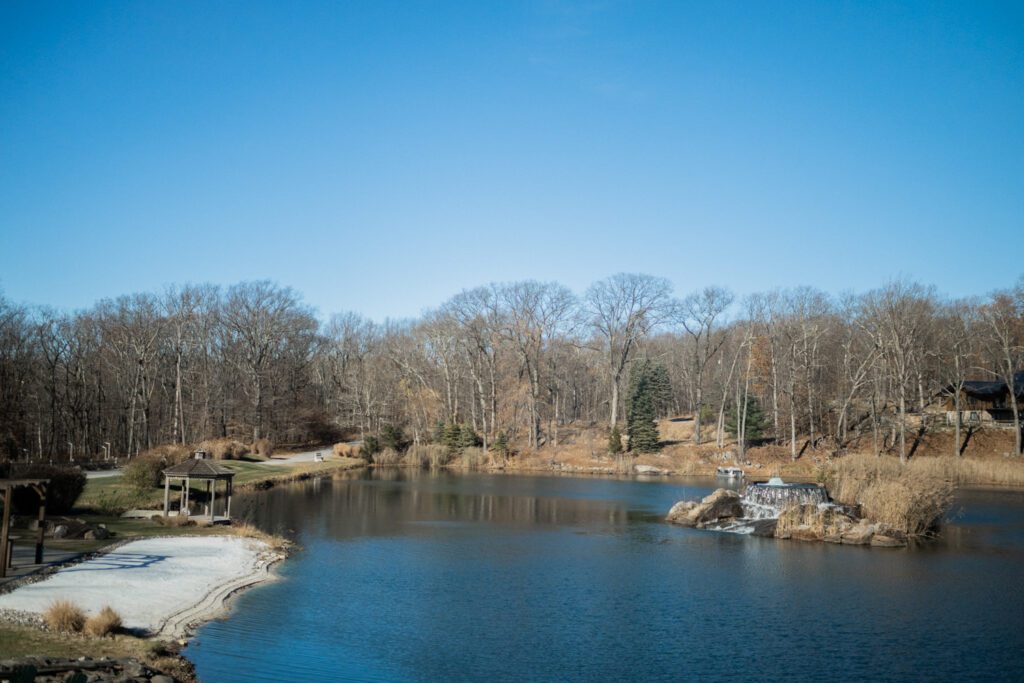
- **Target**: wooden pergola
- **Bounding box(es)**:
[162,459,235,523]
[0,478,49,578]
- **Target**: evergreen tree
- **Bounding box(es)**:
[725,397,767,442]
[648,363,674,418]
[626,363,661,453]
[442,423,462,454]
[432,420,446,444]
[608,426,623,454]
[492,431,509,458]
[380,424,407,451]
[458,424,482,450]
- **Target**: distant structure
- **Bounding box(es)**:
[941,371,1024,425]
[162,451,235,523]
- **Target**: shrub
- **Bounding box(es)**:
[84,606,122,637]
[379,425,408,452]
[333,442,357,458]
[253,438,274,458]
[123,455,166,490]
[44,600,86,633]
[608,427,623,455]
[7,465,86,514]
[154,514,194,527]
[198,438,250,460]
[361,436,381,461]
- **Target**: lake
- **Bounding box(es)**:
[187,470,1024,682]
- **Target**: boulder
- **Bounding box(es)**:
[775,504,856,542]
[840,520,875,545]
[52,525,69,539]
[666,489,744,528]
[870,528,908,548]
[692,489,744,527]
[83,526,110,541]
[666,501,698,526]
[634,465,667,476]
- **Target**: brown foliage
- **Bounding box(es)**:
[84,606,122,637]
[198,438,250,460]
[824,453,954,536]
[43,600,86,633]
[333,442,357,458]
[253,438,274,458]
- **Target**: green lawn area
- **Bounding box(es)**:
[77,457,365,514]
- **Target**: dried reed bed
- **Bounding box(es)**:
[823,454,955,536]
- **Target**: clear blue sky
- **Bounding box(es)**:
[1,1,1022,320]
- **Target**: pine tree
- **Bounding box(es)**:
[492,431,509,458]
[458,424,482,450]
[608,426,623,454]
[626,363,661,453]
[442,423,462,454]
[648,363,674,418]
[725,397,767,442]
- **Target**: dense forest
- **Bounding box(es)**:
[1,274,1021,463]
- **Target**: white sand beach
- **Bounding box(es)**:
[0,536,278,637]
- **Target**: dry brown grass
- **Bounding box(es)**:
[43,600,86,633]
[253,438,274,458]
[154,514,195,528]
[227,522,292,553]
[823,453,954,536]
[403,444,450,468]
[373,447,401,465]
[84,606,122,638]
[333,442,358,458]
[198,438,250,460]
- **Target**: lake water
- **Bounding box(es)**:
[187,470,1024,682]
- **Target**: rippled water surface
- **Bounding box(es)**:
[188,470,1024,682]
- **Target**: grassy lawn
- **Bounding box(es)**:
[77,457,365,515]
[0,622,158,659]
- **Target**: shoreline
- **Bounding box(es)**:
[0,533,288,682]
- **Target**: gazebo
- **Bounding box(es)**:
[162,455,235,523]
[0,478,49,577]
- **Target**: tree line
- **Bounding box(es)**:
[0,274,1021,463]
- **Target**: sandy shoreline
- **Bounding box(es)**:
[0,536,284,639]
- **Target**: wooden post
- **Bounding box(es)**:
[210,480,216,521]
[34,484,46,565]
[226,479,232,519]
[163,476,170,516]
[0,487,12,578]
[184,478,190,517]
[179,478,185,514]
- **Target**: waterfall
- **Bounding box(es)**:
[742,482,829,514]
[701,480,832,535]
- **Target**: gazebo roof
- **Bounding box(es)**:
[162,459,235,479]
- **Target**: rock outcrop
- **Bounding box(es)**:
[666,489,744,528]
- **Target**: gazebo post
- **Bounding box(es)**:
[184,478,190,516]
[226,479,232,520]
[210,480,216,521]
[0,486,11,578]
[179,478,185,514]
[34,483,46,565]
[163,476,170,516]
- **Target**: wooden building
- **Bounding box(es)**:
[942,371,1024,425]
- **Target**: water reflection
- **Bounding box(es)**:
[189,470,1024,683]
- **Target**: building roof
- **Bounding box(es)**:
[162,459,235,479]
[956,371,1024,401]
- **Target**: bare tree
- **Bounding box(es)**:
[676,286,734,444]
[584,273,672,429]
